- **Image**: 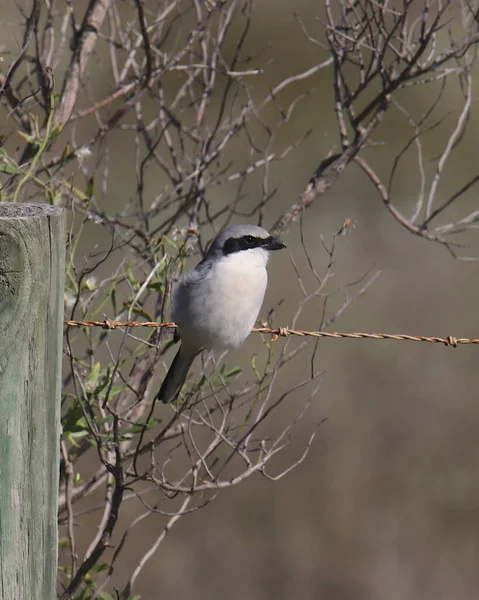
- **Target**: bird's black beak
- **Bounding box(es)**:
[265,236,286,251]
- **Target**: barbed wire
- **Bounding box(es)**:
[63,319,478,348]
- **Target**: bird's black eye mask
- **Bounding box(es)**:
[222,234,273,255]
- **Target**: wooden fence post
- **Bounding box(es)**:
[0,203,66,599]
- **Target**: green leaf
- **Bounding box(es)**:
[0,161,21,175]
[48,123,63,144]
[87,362,101,386]
[96,385,123,400]
[128,305,153,320]
[62,399,85,435]
[223,365,242,378]
[146,280,166,292]
[88,563,109,574]
[162,235,178,250]
[124,418,162,435]
[66,431,90,446]
[59,143,71,167]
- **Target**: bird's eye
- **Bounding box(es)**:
[243,235,255,245]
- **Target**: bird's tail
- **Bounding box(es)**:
[157,346,196,404]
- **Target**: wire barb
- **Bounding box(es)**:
[63,320,479,346]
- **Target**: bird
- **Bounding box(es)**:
[157,224,286,403]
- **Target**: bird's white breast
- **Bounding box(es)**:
[173,248,269,352]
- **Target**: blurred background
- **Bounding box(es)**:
[2,1,479,598]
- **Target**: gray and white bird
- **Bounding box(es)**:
[157,224,286,403]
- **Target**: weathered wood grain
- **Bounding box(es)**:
[0,203,66,599]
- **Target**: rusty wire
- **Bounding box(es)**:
[63,319,479,347]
